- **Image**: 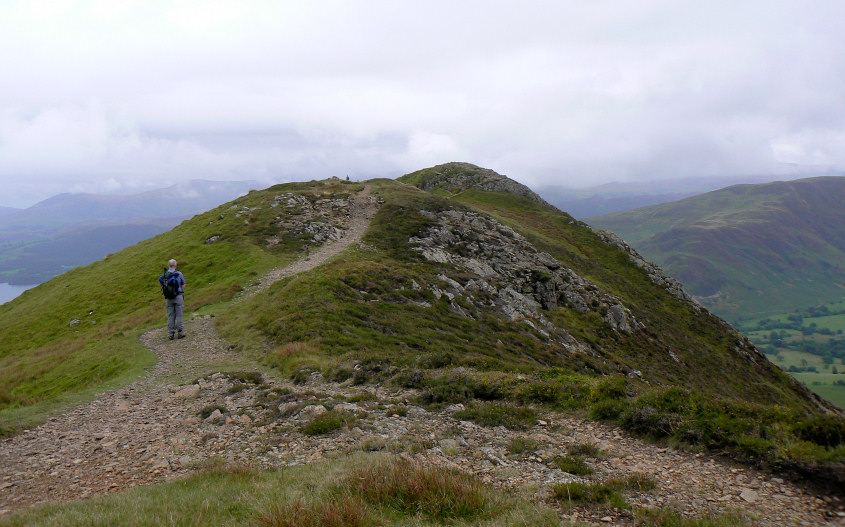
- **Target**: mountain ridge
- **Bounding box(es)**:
[1,166,843,518]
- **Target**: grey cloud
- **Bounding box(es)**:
[1,1,845,206]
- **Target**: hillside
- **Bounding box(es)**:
[1,165,843,523]
[536,174,789,219]
[587,176,845,320]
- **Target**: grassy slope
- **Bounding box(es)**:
[586,177,845,319]
[0,179,361,432]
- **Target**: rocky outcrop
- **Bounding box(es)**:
[409,162,551,206]
[265,193,351,246]
[409,208,640,345]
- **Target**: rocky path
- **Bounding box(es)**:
[240,184,379,300]
[0,186,840,525]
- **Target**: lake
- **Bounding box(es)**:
[0,283,36,305]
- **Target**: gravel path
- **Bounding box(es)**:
[240,184,379,300]
[0,186,840,525]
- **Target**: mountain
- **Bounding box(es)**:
[537,174,815,219]
[586,176,845,319]
[0,180,258,285]
[1,164,842,496]
[0,206,19,218]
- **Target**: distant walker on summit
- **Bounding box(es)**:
[158,259,186,340]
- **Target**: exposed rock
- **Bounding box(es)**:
[69,319,81,327]
[295,404,327,421]
[740,488,759,503]
[173,385,200,399]
[205,409,225,424]
[265,192,352,248]
[409,209,641,340]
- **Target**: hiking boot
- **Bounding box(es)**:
[169,333,175,340]
[177,332,186,339]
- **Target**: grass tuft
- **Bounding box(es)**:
[551,481,626,509]
[344,457,493,520]
[254,497,369,527]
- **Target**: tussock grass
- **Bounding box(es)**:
[552,480,627,509]
[254,497,369,527]
[634,507,753,526]
[552,472,658,510]
[343,457,492,520]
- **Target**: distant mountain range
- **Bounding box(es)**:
[587,176,845,319]
[0,206,20,218]
[536,174,820,219]
[0,180,258,285]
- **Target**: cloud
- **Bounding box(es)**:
[1,1,845,205]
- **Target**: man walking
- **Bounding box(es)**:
[159,259,186,340]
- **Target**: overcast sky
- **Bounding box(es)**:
[1,1,844,207]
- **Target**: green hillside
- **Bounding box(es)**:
[587,177,845,319]
[1,165,843,482]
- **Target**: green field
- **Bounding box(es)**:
[743,304,845,410]
[764,350,845,409]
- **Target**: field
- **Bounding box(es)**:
[739,302,845,410]
[763,350,845,409]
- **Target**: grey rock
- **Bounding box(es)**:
[173,385,200,399]
[296,404,327,421]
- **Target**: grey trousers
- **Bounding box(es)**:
[166,294,184,335]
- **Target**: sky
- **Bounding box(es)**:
[1,1,844,208]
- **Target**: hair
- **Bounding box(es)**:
[168,259,177,269]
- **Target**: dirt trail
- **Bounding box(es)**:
[240,184,379,300]
[0,186,839,525]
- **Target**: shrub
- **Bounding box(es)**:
[589,398,626,420]
[553,455,593,475]
[792,415,845,447]
[300,410,355,436]
[454,402,537,430]
[590,377,626,401]
[620,405,676,438]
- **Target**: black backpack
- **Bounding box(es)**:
[160,269,181,299]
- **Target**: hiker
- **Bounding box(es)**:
[159,259,186,340]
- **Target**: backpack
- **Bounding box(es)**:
[160,269,181,299]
